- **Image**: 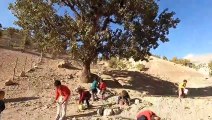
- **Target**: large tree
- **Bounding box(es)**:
[9,0,180,83]
[0,23,2,38]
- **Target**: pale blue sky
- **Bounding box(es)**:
[1,0,212,59]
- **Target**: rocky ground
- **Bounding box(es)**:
[1,48,212,120]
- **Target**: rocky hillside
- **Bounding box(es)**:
[0,48,212,120]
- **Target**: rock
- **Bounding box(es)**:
[135,99,140,105]
[5,80,18,86]
[28,68,35,72]
[0,90,5,99]
[113,108,121,115]
[68,74,74,79]
[72,117,77,120]
[20,71,26,77]
[58,60,72,69]
[97,107,104,116]
[103,108,114,116]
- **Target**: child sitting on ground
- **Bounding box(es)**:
[117,90,131,106]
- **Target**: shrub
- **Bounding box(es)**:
[108,57,118,68]
[136,64,145,71]
[208,61,212,76]
[162,56,168,60]
[117,60,127,70]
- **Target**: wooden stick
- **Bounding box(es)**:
[13,58,18,80]
[23,56,27,72]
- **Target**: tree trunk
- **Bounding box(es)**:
[80,61,91,83]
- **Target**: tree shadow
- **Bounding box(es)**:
[67,111,97,119]
[103,70,178,96]
[4,97,39,103]
[188,87,212,97]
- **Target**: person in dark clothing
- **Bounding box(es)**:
[90,79,98,101]
[117,90,131,106]
[77,88,91,108]
[0,91,5,119]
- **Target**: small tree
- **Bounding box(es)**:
[0,23,2,38]
[6,27,19,47]
[9,0,180,83]
[163,56,168,60]
[208,61,212,76]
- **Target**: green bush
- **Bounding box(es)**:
[136,64,145,71]
[108,57,118,68]
[208,61,212,76]
[117,60,127,70]
[108,57,127,70]
[162,56,168,60]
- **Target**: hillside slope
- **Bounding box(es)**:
[1,48,212,120]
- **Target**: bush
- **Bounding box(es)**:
[136,64,145,71]
[108,57,128,70]
[117,60,127,70]
[163,56,168,60]
[108,57,118,68]
[208,61,212,76]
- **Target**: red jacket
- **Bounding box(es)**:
[99,82,107,90]
[136,110,156,120]
[79,91,91,104]
[55,85,71,102]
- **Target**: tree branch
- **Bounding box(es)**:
[62,0,81,18]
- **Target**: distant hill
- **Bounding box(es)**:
[184,54,212,64]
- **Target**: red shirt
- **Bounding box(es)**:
[99,82,107,90]
[79,91,91,104]
[136,110,156,120]
[55,85,71,101]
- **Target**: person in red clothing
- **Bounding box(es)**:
[136,110,160,120]
[99,79,107,100]
[54,80,71,120]
[77,88,91,108]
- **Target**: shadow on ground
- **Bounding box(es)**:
[5,97,39,103]
[103,70,178,96]
[67,111,97,118]
[103,70,212,97]
[188,87,212,97]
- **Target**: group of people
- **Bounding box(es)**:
[0,79,188,120]
[54,78,164,120]
[54,78,108,120]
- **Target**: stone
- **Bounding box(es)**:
[113,108,121,115]
[68,74,74,79]
[135,99,140,105]
[20,71,26,77]
[97,107,104,116]
[103,108,114,116]
[5,80,18,86]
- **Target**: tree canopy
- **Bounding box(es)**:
[9,0,180,82]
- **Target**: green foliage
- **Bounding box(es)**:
[0,23,2,38]
[9,0,180,63]
[171,57,192,66]
[9,0,180,82]
[152,55,161,59]
[162,56,168,60]
[108,57,118,68]
[108,57,127,70]
[208,61,212,76]
[135,64,145,71]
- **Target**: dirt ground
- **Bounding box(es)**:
[1,48,212,120]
